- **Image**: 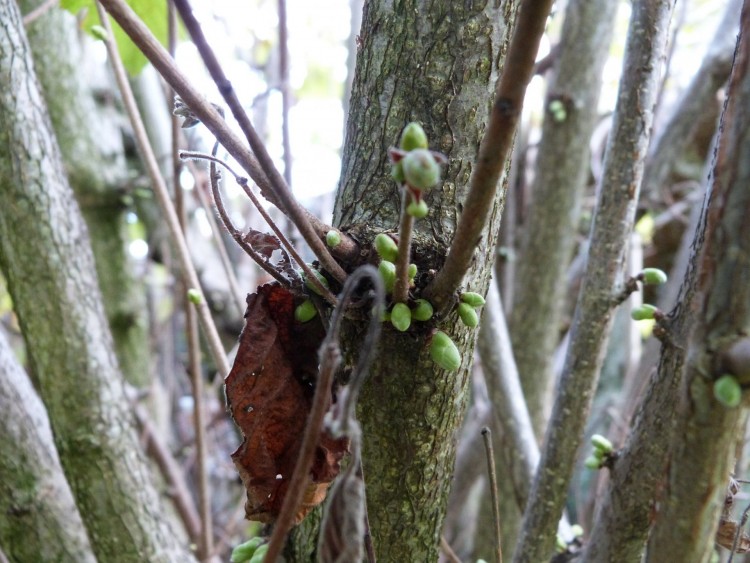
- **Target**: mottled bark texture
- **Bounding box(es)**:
[327,1,518,560]
[645,4,750,558]
[0,331,96,563]
[512,1,676,561]
[0,2,194,560]
[509,0,618,438]
[583,4,749,562]
[20,0,150,387]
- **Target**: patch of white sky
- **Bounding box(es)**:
[174,0,352,202]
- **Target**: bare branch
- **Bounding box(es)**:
[512,1,676,560]
[424,0,554,310]
[481,427,504,563]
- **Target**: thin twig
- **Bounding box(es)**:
[481,427,503,563]
[265,266,383,562]
[424,0,555,311]
[729,503,750,562]
[22,0,59,26]
[440,536,462,563]
[96,0,360,265]
[392,189,414,304]
[169,4,214,554]
[184,149,338,304]
[94,1,230,379]
[172,0,347,284]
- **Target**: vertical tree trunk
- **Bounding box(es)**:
[20,0,151,387]
[0,2,194,560]
[0,331,96,563]
[330,1,518,559]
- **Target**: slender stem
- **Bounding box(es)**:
[424,0,555,310]
[481,427,503,563]
[440,536,462,563]
[184,150,338,305]
[96,0,360,266]
[392,189,414,304]
[21,0,58,25]
[94,1,230,378]
[171,0,347,284]
[169,5,214,555]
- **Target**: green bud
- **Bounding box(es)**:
[294,300,318,323]
[391,303,412,332]
[325,230,341,248]
[411,299,434,321]
[430,331,462,371]
[231,537,263,562]
[640,268,668,285]
[391,161,405,183]
[630,304,658,321]
[402,149,441,191]
[187,288,203,305]
[248,544,268,563]
[590,434,613,454]
[89,25,110,41]
[460,292,486,307]
[408,263,418,280]
[548,99,567,123]
[584,456,602,470]
[399,122,429,151]
[406,199,429,218]
[378,260,396,294]
[556,534,568,553]
[374,233,399,262]
[380,309,391,322]
[571,524,584,538]
[714,375,742,408]
[303,267,329,296]
[457,302,479,328]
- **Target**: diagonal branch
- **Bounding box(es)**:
[424,0,554,310]
[96,0,360,271]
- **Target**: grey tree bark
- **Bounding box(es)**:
[325,0,519,560]
[20,0,151,387]
[0,331,96,563]
[0,1,194,560]
[509,0,618,438]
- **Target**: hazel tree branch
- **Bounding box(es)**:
[96,0,360,270]
[511,1,676,561]
[424,0,554,310]
[171,0,347,284]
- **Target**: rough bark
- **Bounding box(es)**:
[0,331,96,563]
[512,1,676,561]
[325,0,518,560]
[645,4,750,558]
[21,0,150,387]
[0,2,194,560]
[509,0,618,438]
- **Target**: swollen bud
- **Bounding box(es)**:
[399,122,429,151]
[402,149,441,191]
[590,434,613,454]
[391,303,412,332]
[584,456,602,470]
[231,537,264,562]
[303,267,330,296]
[378,260,396,294]
[714,375,742,408]
[89,25,110,41]
[374,233,399,262]
[187,288,203,305]
[411,299,434,321]
[406,199,429,218]
[430,331,462,371]
[640,268,668,285]
[391,161,405,183]
[248,544,268,563]
[408,263,418,280]
[630,304,658,321]
[326,230,341,248]
[457,302,479,328]
[295,300,318,323]
[460,292,486,307]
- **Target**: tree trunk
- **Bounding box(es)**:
[0,331,96,563]
[328,1,518,559]
[20,0,151,387]
[0,2,194,560]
